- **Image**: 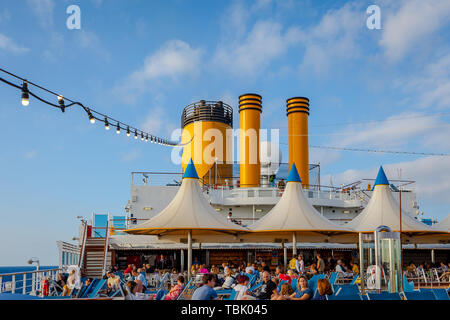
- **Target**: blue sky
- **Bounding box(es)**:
[0,0,449,265]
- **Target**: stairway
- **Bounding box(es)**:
[81,237,111,278]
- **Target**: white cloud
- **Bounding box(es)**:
[0,34,29,53]
[115,40,203,103]
[298,2,365,76]
[121,149,141,162]
[213,20,301,76]
[330,112,450,150]
[27,0,55,28]
[380,0,450,61]
[399,53,450,110]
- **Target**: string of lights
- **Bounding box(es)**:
[0,68,180,147]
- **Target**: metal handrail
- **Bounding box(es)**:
[78,220,88,270]
[102,216,110,277]
[0,268,62,295]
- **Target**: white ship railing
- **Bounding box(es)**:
[102,213,111,277]
[0,268,62,296]
[78,220,88,271]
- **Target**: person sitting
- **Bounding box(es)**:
[191,274,219,300]
[287,269,298,280]
[132,269,147,293]
[164,276,185,300]
[275,267,291,283]
[312,278,333,300]
[221,270,235,289]
[261,261,270,272]
[254,271,277,300]
[62,270,76,296]
[199,264,209,274]
[289,276,313,300]
[309,264,318,276]
[271,282,294,300]
[234,275,256,300]
[85,278,93,287]
[55,273,66,294]
[350,261,359,274]
[106,271,120,294]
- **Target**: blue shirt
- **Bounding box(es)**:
[136,273,147,287]
[191,285,218,300]
[295,288,313,299]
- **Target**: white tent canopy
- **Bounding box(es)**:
[434,214,450,232]
[124,159,249,278]
[346,167,446,241]
[243,163,354,246]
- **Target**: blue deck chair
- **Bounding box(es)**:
[87,279,107,298]
[249,282,263,292]
[308,274,325,295]
[155,288,169,300]
[420,288,449,300]
[366,292,402,300]
[277,280,288,292]
[79,278,98,298]
[248,274,257,287]
[350,275,359,285]
[224,289,237,300]
[403,291,436,300]
[335,284,360,296]
[403,275,415,292]
[177,279,196,300]
[291,278,298,292]
[328,272,338,285]
[326,294,362,300]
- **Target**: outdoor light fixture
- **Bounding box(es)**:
[116,123,120,134]
[21,82,29,106]
[127,126,130,136]
[134,130,138,139]
[104,117,110,130]
[58,95,65,112]
[141,132,144,141]
[88,110,95,124]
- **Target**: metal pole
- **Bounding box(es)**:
[180,249,184,273]
[282,241,287,269]
[399,188,403,292]
[187,231,192,280]
[359,233,365,294]
[431,249,435,264]
[292,232,297,257]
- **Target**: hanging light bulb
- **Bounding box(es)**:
[126,126,130,137]
[21,82,29,106]
[145,134,149,142]
[104,117,110,130]
[88,110,95,124]
[116,123,120,134]
[141,132,144,141]
[57,95,65,112]
[134,130,138,139]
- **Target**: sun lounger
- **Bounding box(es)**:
[366,292,402,300]
[87,279,107,298]
[326,294,362,300]
[335,284,360,296]
[419,288,449,300]
[403,291,436,300]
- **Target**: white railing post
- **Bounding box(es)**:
[12,275,15,294]
[0,275,2,293]
[23,274,26,294]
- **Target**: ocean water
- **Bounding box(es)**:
[0,266,58,294]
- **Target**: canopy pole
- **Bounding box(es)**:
[180,249,184,273]
[282,241,287,269]
[188,230,192,280]
[292,232,297,257]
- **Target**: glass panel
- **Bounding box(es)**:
[93,214,108,237]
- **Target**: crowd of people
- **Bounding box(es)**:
[53,252,449,300]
